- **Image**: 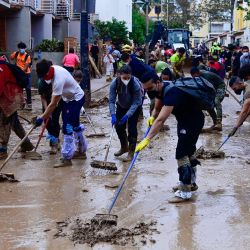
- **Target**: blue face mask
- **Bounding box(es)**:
[19,49,25,54]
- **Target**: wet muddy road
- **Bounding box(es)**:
[1,89,250,250]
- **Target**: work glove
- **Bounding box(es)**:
[111,114,117,126]
[228,126,238,137]
[119,115,128,125]
[66,124,74,134]
[32,117,43,127]
[135,138,151,152]
[147,116,155,126]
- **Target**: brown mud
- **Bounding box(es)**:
[196,146,225,159]
[54,216,158,247]
[1,83,250,249]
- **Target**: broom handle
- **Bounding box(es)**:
[108,126,151,214]
[0,125,36,172]
[86,112,97,134]
[104,126,115,163]
[34,119,49,152]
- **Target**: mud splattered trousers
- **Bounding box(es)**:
[208,87,225,123]
[61,97,87,160]
[0,109,33,153]
[175,112,204,188]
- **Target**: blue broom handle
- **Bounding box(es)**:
[108,126,151,214]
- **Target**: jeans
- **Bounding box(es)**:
[115,104,140,143]
[62,97,85,135]
[25,74,32,104]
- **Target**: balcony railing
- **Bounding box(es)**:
[9,0,70,18]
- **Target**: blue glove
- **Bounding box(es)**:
[111,114,117,126]
[119,115,128,125]
[66,124,74,134]
[35,117,43,127]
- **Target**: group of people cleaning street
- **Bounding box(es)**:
[1,40,250,202]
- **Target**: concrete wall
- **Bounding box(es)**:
[95,0,132,32]
[68,20,80,40]
[31,14,53,48]
[6,7,31,51]
[53,19,69,41]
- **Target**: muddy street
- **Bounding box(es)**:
[1,84,250,250]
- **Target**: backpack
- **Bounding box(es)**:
[14,51,32,68]
[0,61,29,88]
[163,77,216,110]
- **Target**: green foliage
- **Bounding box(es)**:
[130,7,155,45]
[35,39,64,52]
[94,18,130,45]
[237,0,250,21]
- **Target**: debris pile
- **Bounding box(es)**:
[196,147,225,159]
[55,217,158,247]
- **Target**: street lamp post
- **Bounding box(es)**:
[80,0,91,107]
[145,0,149,64]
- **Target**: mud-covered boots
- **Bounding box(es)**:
[19,139,34,153]
[213,119,222,131]
[0,148,7,160]
[123,138,136,162]
[53,158,72,168]
[114,136,129,157]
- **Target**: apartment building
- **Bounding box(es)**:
[0,0,71,51]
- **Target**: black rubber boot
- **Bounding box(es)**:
[114,135,129,157]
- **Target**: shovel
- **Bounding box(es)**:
[91,127,151,226]
[90,126,117,171]
[0,125,36,181]
[24,119,49,160]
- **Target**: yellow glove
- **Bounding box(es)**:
[147,116,155,126]
[135,138,150,152]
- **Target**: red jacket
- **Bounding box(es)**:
[0,63,24,117]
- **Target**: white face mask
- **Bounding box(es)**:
[45,79,52,84]
[121,78,130,86]
[243,52,249,56]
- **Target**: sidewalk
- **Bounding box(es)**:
[90,76,111,93]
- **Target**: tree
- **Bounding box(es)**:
[162,0,204,29]
[199,0,232,22]
[94,18,130,45]
[130,7,155,45]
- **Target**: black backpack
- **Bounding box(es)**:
[14,51,32,68]
[163,77,216,110]
[0,61,29,88]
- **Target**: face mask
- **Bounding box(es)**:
[121,78,130,86]
[45,79,52,84]
[19,49,25,54]
[243,52,249,56]
[234,89,243,95]
[147,90,159,99]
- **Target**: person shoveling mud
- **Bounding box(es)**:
[54,216,158,247]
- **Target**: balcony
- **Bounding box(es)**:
[8,0,70,17]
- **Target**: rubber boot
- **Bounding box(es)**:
[72,151,87,159]
[123,138,136,162]
[0,152,8,160]
[50,144,58,155]
[53,158,72,168]
[201,124,215,133]
[114,135,129,157]
[19,139,34,153]
[213,120,222,131]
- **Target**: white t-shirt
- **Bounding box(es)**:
[52,65,84,102]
